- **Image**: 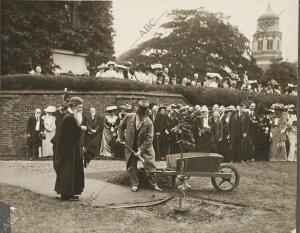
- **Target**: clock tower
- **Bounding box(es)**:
[252,2,282,70]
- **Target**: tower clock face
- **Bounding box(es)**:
[259,19,275,32]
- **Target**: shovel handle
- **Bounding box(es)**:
[121,142,145,163]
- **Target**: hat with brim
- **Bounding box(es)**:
[226,105,235,111]
[116,65,126,70]
[151,64,163,70]
[44,106,56,113]
[138,100,150,108]
[106,106,117,112]
[69,97,84,106]
[118,105,127,110]
[125,61,132,66]
[107,61,115,66]
[200,106,209,112]
[97,63,107,70]
[271,103,284,110]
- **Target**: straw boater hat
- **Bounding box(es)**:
[107,61,116,66]
[44,106,56,113]
[116,65,126,70]
[226,105,236,112]
[271,103,285,110]
[151,63,163,70]
[97,63,106,70]
[106,106,117,112]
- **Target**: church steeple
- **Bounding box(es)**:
[252,2,282,71]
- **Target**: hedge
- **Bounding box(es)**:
[1,74,297,107]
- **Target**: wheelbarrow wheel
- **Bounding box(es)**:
[211,164,240,192]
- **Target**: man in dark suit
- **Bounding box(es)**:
[230,103,249,162]
[27,108,44,160]
[248,102,258,161]
[118,100,161,192]
[84,107,104,167]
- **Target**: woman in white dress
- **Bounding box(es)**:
[286,106,297,162]
[41,106,56,157]
[100,106,119,158]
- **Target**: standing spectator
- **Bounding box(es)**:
[95,63,106,78]
[210,107,223,153]
[230,103,249,163]
[54,97,87,201]
[36,66,42,75]
[41,106,56,158]
[269,103,288,161]
[100,106,119,158]
[220,106,235,162]
[286,105,297,162]
[116,65,126,79]
[27,108,45,160]
[104,61,118,78]
[248,102,258,161]
[144,67,153,84]
[84,108,104,167]
[197,106,211,152]
[155,106,171,160]
[124,61,135,80]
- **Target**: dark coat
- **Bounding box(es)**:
[118,113,155,170]
[54,112,84,196]
[230,111,250,162]
[27,116,44,146]
[84,114,104,160]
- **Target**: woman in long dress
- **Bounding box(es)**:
[269,104,288,161]
[286,106,297,162]
[41,106,56,157]
[100,106,119,158]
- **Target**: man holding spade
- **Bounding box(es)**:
[118,100,162,192]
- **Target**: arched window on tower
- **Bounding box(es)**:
[267,39,273,50]
[258,40,263,51]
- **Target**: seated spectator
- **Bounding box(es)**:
[156,73,164,85]
[96,63,106,78]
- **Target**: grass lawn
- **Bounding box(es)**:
[0,160,296,233]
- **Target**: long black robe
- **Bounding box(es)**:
[54,112,84,196]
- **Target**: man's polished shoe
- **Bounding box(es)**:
[131,186,138,192]
[153,185,162,191]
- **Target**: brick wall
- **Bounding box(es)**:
[0,90,187,157]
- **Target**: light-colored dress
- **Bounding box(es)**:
[269,114,288,161]
[100,115,119,158]
[287,114,297,162]
[41,115,56,157]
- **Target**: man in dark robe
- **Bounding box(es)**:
[230,103,249,162]
[54,97,87,201]
[84,107,103,167]
[27,108,45,160]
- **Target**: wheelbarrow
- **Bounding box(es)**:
[152,152,240,192]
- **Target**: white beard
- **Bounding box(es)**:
[75,112,83,126]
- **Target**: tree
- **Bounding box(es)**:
[118,8,261,81]
[262,58,298,87]
[1,1,115,75]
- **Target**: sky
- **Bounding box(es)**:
[112,0,298,62]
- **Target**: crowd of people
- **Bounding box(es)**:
[29,62,298,96]
[27,97,297,164]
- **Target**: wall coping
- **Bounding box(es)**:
[0,90,189,103]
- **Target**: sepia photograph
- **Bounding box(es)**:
[0,0,298,232]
